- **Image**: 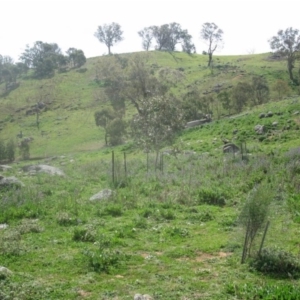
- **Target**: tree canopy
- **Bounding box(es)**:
[138,23,195,53]
[94,23,124,55]
[269,27,300,84]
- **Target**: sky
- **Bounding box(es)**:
[0,0,299,62]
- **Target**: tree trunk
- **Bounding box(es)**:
[208,53,213,67]
[287,56,294,82]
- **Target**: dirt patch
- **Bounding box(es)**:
[77,290,92,297]
[194,251,233,262]
[232,74,244,81]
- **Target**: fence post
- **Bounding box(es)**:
[258,221,270,257]
[112,151,115,184]
[124,151,127,178]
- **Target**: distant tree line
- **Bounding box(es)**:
[0,42,86,85]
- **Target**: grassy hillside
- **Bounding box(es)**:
[1,52,300,299]
[0,51,296,157]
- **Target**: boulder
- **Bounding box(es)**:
[89,189,115,201]
[0,165,12,172]
[254,125,265,135]
[0,176,24,190]
[266,111,273,117]
[0,266,12,279]
[223,143,239,154]
[0,224,8,230]
[259,113,266,119]
[22,164,65,176]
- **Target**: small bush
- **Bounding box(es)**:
[73,226,97,242]
[0,230,22,256]
[197,188,226,206]
[56,212,79,226]
[250,247,300,278]
[18,219,43,234]
[84,246,126,273]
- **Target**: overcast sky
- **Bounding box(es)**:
[1,0,299,62]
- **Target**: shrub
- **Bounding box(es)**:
[73,226,97,242]
[225,282,300,299]
[250,247,300,278]
[56,212,79,226]
[197,188,226,206]
[18,219,43,234]
[83,246,126,273]
[0,230,22,256]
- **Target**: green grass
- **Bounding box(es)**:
[1,51,300,299]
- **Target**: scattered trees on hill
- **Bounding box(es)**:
[94,23,124,55]
[269,27,300,84]
[66,48,86,68]
[0,55,27,93]
[19,42,86,77]
[20,41,63,78]
[94,53,185,150]
[138,27,153,51]
[200,22,224,66]
[138,23,196,53]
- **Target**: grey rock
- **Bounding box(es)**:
[0,224,8,229]
[89,189,115,201]
[0,176,24,189]
[22,164,65,176]
[259,113,266,119]
[254,125,265,134]
[293,111,299,115]
[134,295,152,300]
[272,121,278,127]
[266,111,273,117]
[223,143,239,154]
[0,165,12,172]
[0,266,12,278]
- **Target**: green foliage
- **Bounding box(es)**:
[144,23,196,53]
[94,22,123,55]
[225,282,300,299]
[106,118,126,146]
[0,230,22,256]
[56,212,79,226]
[250,247,300,278]
[66,48,86,68]
[19,41,63,78]
[84,244,126,273]
[196,187,226,206]
[0,139,15,162]
[19,139,30,160]
[73,226,97,242]
[240,183,273,258]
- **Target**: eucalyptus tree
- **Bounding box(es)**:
[94,22,123,55]
[269,27,300,84]
[200,22,224,67]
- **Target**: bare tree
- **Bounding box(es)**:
[94,23,123,55]
[269,27,300,84]
[200,22,224,67]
